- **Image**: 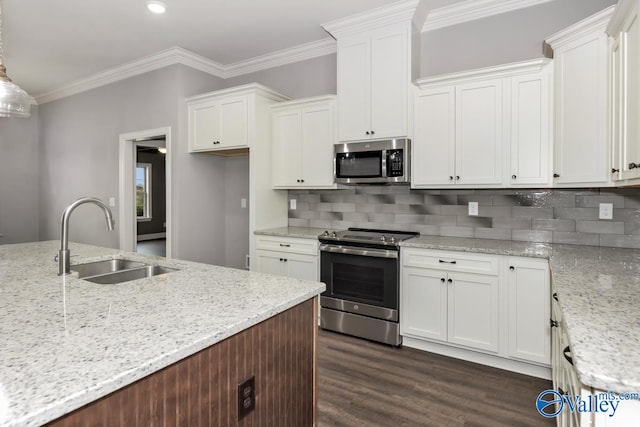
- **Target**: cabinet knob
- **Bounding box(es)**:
[456,176,460,180]
[301,179,305,183]
[553,173,560,178]
[279,258,283,262]
[509,266,514,271]
[440,278,445,282]
[612,168,620,174]
[296,179,301,183]
[449,176,453,181]
[283,259,288,262]
[511,175,517,179]
[371,130,375,135]
[447,278,453,284]
[365,131,370,135]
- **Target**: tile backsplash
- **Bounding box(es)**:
[288,186,640,249]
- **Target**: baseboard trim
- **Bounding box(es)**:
[402,336,551,380]
[137,232,166,242]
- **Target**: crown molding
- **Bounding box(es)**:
[322,0,419,38]
[545,5,616,50]
[422,0,554,32]
[35,47,226,104]
[224,38,336,78]
[415,58,552,89]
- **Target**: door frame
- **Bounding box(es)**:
[118,127,172,257]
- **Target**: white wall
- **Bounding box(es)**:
[0,108,40,243]
[224,156,250,269]
[421,0,618,76]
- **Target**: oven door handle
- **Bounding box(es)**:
[319,244,398,259]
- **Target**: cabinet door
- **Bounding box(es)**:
[507,258,550,365]
[553,33,610,185]
[337,34,371,142]
[447,272,499,353]
[401,266,448,342]
[301,103,335,187]
[272,109,302,187]
[620,8,640,180]
[189,101,220,151]
[254,250,287,276]
[284,253,319,281]
[611,34,624,181]
[455,80,504,185]
[510,71,551,186]
[370,25,408,139]
[218,95,248,149]
[412,87,456,186]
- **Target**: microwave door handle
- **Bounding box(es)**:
[381,150,387,178]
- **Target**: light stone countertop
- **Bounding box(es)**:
[254,226,328,240]
[0,241,325,427]
[256,229,640,394]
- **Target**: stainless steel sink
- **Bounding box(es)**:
[73,259,147,278]
[72,258,178,284]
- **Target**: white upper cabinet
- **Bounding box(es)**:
[188,94,249,152]
[608,0,640,183]
[323,2,421,143]
[545,7,615,187]
[413,59,552,189]
[271,96,337,189]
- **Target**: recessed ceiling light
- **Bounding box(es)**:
[147,1,166,14]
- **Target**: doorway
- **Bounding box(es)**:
[119,127,172,258]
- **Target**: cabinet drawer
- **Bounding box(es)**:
[402,248,499,275]
[255,235,319,256]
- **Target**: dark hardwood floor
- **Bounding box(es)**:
[317,329,554,427]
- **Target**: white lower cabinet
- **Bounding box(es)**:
[401,247,550,376]
[254,235,319,281]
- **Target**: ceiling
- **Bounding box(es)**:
[2,0,429,98]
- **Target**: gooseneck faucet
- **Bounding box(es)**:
[58,197,115,275]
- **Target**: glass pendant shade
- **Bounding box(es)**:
[0,66,32,118]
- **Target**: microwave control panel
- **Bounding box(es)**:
[387,149,404,177]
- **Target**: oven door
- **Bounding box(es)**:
[320,244,398,312]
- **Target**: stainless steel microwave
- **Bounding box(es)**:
[334,138,410,184]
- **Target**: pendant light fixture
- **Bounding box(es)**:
[0,0,33,118]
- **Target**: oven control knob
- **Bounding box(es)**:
[322,230,330,237]
[330,231,337,238]
[353,304,359,311]
[389,236,396,243]
[380,235,387,242]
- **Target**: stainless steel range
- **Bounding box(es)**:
[318,228,419,346]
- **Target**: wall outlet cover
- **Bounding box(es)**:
[241,198,247,209]
[290,199,297,210]
[599,203,613,220]
[468,201,479,216]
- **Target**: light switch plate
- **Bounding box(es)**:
[468,201,479,216]
[290,199,297,210]
[599,203,613,220]
[241,198,247,209]
[108,197,116,207]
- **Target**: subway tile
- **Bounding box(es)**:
[332,203,356,213]
[576,194,625,208]
[552,231,600,246]
[288,218,310,227]
[352,194,370,204]
[342,212,369,222]
[457,194,493,205]
[474,227,512,240]
[412,224,441,236]
[380,204,411,214]
[613,208,640,221]
[512,230,553,243]
[288,209,304,219]
[355,204,379,213]
[367,194,396,204]
[493,217,532,229]
[409,204,442,215]
[368,213,396,223]
[355,186,386,195]
[554,207,599,220]
[512,206,554,219]
[440,226,475,238]
[424,215,457,226]
[415,189,442,195]
[576,220,624,235]
[623,194,640,209]
[532,219,576,232]
[600,234,640,249]
[441,205,468,216]
[320,193,345,203]
[424,194,457,205]
[477,206,513,218]
[297,193,321,203]
[624,223,640,235]
[330,220,353,230]
[396,194,425,205]
[395,214,427,224]
[382,185,411,195]
[457,216,493,228]
[309,219,331,229]
[492,195,527,206]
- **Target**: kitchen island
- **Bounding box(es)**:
[0,241,325,427]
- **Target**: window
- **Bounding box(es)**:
[136,163,152,220]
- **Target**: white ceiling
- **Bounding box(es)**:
[2,0,417,97]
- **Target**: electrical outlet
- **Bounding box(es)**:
[108,197,116,207]
[468,201,479,216]
[290,199,297,210]
[238,376,255,420]
[599,203,613,220]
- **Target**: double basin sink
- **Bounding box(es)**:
[72,258,177,284]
